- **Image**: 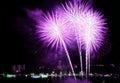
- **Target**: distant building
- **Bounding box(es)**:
[12,64,25,73]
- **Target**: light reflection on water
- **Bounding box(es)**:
[58,77,91,83]
[0,77,120,83]
[47,77,120,83]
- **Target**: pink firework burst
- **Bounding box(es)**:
[36,10,74,50]
[79,9,107,78]
[81,11,107,52]
[61,0,107,53]
[60,0,107,79]
[36,9,76,79]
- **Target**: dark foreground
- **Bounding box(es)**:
[0,75,120,83]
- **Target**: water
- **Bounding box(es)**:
[0,76,120,83]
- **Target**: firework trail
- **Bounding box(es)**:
[60,0,107,78]
[36,10,76,79]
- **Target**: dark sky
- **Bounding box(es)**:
[0,0,119,68]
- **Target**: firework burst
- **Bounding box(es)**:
[81,9,107,79]
[60,0,107,78]
[30,0,108,79]
[60,0,107,52]
[36,9,76,79]
[60,0,91,76]
[80,11,106,52]
[36,10,74,50]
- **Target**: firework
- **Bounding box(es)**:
[61,0,88,77]
[37,10,74,50]
[61,0,107,78]
[27,0,108,79]
[82,10,106,78]
[36,10,76,79]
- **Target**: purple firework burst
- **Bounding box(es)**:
[36,9,76,79]
[61,0,107,52]
[78,5,107,78]
[81,12,106,52]
[36,10,74,50]
[60,0,107,78]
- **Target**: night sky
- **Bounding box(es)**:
[0,0,119,69]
